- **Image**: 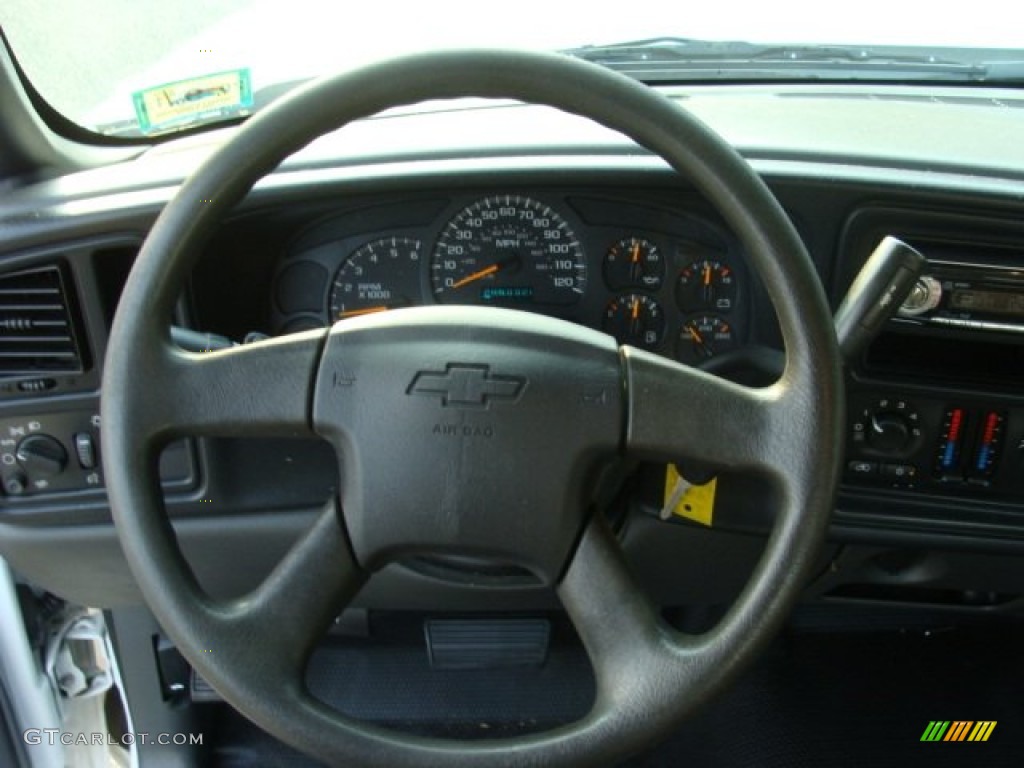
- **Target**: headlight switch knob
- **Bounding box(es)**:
[16,434,69,477]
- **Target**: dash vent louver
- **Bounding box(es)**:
[0,265,86,377]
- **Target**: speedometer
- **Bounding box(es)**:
[431,196,586,306]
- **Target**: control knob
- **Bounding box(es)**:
[868,412,912,454]
[15,434,68,477]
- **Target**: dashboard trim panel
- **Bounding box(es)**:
[3,86,1024,607]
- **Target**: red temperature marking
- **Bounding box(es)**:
[982,412,999,445]
[948,408,964,442]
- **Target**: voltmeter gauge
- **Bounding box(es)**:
[677,315,737,364]
[677,258,737,312]
[603,294,665,349]
[604,237,664,290]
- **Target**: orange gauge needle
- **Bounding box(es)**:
[703,263,712,286]
[338,305,390,318]
[630,241,641,264]
[631,296,641,321]
[687,325,704,344]
[450,263,499,290]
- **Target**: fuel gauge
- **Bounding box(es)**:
[677,315,737,364]
[603,294,665,349]
[677,258,736,312]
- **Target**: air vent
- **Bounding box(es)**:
[0,266,86,378]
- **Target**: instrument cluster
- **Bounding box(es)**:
[271,191,750,363]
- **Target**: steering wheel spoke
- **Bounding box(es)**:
[136,329,326,440]
[217,501,365,681]
[623,346,796,482]
[559,516,691,707]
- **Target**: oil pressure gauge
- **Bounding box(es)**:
[604,237,664,290]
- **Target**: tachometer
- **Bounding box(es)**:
[431,196,586,306]
[328,237,422,320]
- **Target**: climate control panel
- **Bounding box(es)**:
[845,390,1024,498]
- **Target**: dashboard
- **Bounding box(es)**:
[270,191,749,363]
[2,83,1024,613]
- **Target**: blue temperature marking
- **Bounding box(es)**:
[976,446,991,471]
[942,442,957,469]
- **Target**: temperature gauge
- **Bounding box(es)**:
[603,294,665,349]
[603,237,664,290]
[677,315,737,364]
[677,258,736,312]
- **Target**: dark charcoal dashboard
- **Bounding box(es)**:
[199,183,1024,535]
[268,191,750,362]
[838,207,1024,530]
[2,86,1024,612]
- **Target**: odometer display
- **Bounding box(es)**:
[431,196,586,306]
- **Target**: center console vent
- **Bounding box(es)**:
[864,328,1024,390]
[0,265,87,378]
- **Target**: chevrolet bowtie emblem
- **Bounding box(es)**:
[407,364,525,407]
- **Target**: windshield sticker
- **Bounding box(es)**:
[131,69,252,135]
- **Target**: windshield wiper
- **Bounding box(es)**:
[562,38,1024,83]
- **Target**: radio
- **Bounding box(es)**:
[898,261,1024,333]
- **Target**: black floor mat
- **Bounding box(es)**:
[623,625,1024,767]
[210,620,1024,767]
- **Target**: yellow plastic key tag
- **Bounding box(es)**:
[661,464,717,526]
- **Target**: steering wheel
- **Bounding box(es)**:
[102,50,842,767]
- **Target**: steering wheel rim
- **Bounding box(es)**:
[102,49,842,767]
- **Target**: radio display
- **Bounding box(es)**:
[949,288,1024,318]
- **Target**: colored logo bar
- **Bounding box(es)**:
[921,721,997,742]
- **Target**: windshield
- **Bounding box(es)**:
[3,0,1021,138]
